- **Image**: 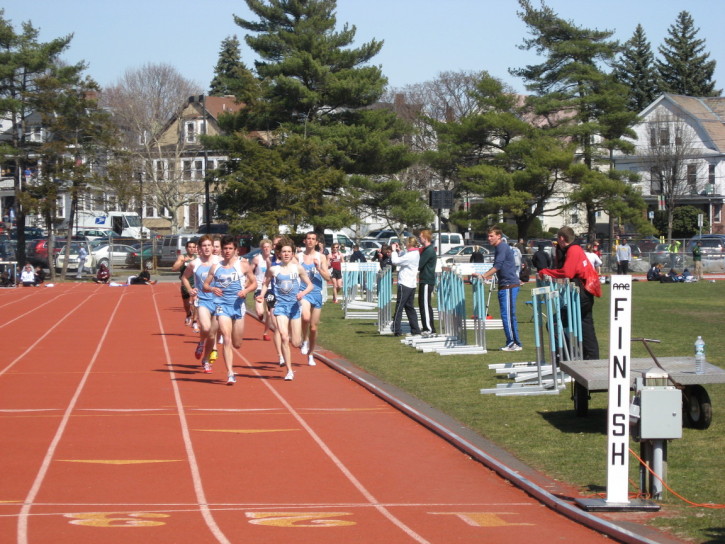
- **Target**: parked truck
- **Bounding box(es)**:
[67,211,149,239]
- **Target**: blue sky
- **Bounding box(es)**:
[2,0,724,94]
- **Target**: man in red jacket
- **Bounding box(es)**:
[538,226,601,360]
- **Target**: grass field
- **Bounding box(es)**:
[314,280,725,544]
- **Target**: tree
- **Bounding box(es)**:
[209,35,260,103]
[614,24,659,112]
[102,63,202,233]
[510,0,642,238]
[639,111,702,241]
[653,205,707,238]
[211,0,411,234]
[0,11,87,265]
[656,11,719,97]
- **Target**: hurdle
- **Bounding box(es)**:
[341,262,380,319]
[377,266,394,334]
[482,280,577,396]
[402,263,499,355]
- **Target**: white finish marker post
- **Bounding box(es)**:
[606,275,632,504]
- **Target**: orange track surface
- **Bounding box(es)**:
[0,283,618,543]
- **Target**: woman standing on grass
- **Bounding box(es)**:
[203,235,257,385]
[260,240,313,381]
[182,234,221,373]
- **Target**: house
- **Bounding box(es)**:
[613,93,725,234]
[142,95,243,234]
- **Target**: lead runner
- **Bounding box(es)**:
[203,235,257,385]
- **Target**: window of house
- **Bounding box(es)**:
[183,160,192,181]
[56,197,65,219]
[675,128,683,146]
[186,122,196,143]
[714,204,722,223]
[650,167,662,194]
[194,160,204,180]
[709,164,716,184]
[659,128,669,146]
[155,160,165,180]
[687,164,697,188]
[649,128,657,147]
[189,204,199,228]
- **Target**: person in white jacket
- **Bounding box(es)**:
[390,237,422,337]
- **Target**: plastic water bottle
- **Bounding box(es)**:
[694,336,706,374]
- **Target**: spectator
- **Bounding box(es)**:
[76,244,88,279]
[476,227,522,351]
[349,244,366,262]
[418,230,437,336]
[539,226,601,360]
[531,243,552,272]
[94,262,111,284]
[584,244,602,275]
[34,266,46,286]
[20,263,36,287]
[469,245,485,263]
[390,237,422,337]
[692,240,703,281]
[615,238,632,274]
[647,262,663,282]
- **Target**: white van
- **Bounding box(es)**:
[159,234,198,266]
[323,230,354,255]
[434,232,464,255]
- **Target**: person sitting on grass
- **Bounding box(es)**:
[94,263,111,284]
[646,262,663,282]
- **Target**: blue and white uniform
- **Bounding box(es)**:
[253,254,267,297]
[212,259,247,320]
[301,253,324,309]
[272,265,302,319]
[192,255,220,314]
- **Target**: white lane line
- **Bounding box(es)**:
[16,293,126,544]
[0,292,73,330]
[0,289,100,377]
[237,351,432,544]
[151,289,231,544]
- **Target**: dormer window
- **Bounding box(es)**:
[186,122,196,143]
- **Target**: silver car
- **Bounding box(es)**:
[441,245,491,265]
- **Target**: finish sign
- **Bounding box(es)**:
[606,275,632,504]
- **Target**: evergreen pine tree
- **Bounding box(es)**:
[614,24,659,112]
[656,11,720,97]
[210,0,415,233]
[208,35,259,102]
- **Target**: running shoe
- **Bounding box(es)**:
[308,355,316,366]
[203,361,212,373]
[226,373,236,385]
[501,343,523,352]
[262,333,271,341]
[192,321,199,333]
[284,369,294,381]
[209,350,217,365]
[194,341,204,360]
[279,355,285,366]
[185,317,192,326]
[300,340,309,355]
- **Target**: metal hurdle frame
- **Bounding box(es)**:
[341,262,380,319]
[377,266,394,334]
[482,284,570,396]
[402,263,496,355]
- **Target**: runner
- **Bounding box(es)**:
[299,232,330,366]
[181,235,221,373]
[266,234,286,367]
[203,235,257,385]
[260,239,313,381]
[252,239,274,341]
[172,239,198,330]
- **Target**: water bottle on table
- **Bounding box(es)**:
[694,336,705,375]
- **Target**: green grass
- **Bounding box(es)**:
[313,281,725,544]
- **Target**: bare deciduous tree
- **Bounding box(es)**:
[102,63,202,232]
[639,111,701,241]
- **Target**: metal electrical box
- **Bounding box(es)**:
[639,388,682,440]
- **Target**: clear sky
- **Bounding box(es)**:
[2,0,724,95]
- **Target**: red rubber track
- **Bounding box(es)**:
[0,283,620,543]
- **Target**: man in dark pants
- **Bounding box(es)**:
[418,229,437,337]
[538,226,601,360]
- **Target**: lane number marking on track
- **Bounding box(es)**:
[64,512,169,527]
[245,512,355,527]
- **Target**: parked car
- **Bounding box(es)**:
[687,234,725,258]
[9,227,44,239]
[92,244,137,269]
[54,241,94,271]
[441,245,492,265]
[159,234,199,266]
[649,243,684,267]
[433,232,465,255]
[126,243,163,269]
